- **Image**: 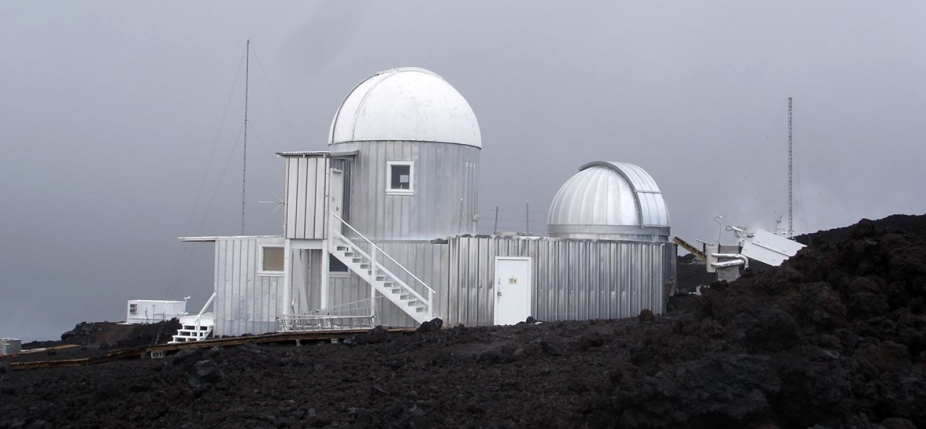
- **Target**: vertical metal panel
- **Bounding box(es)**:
[295,158,308,239]
[313,158,328,238]
[244,238,255,334]
[284,161,293,238]
[284,156,329,240]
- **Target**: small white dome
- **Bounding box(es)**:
[329,67,482,148]
[548,162,669,240]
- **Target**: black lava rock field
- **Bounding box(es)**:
[2,214,925,428]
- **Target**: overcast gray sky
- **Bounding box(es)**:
[2,1,924,341]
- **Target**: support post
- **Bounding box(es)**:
[370,245,377,284]
[282,238,293,328]
[320,243,329,310]
[369,243,377,321]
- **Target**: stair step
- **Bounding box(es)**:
[415,305,428,313]
[336,246,349,251]
[406,300,419,306]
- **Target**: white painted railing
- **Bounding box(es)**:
[330,213,435,319]
[278,297,379,331]
[193,291,216,334]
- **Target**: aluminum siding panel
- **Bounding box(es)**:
[444,236,676,326]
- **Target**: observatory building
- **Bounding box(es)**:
[182,67,676,337]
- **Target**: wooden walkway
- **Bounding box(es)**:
[8,327,417,371]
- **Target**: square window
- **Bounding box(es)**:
[387,162,414,194]
[262,247,284,272]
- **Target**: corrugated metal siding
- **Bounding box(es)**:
[214,236,286,337]
[446,236,676,327]
[284,156,329,239]
[336,141,479,241]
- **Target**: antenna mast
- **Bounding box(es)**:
[788,97,793,239]
[240,40,250,235]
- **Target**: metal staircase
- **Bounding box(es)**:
[329,214,436,325]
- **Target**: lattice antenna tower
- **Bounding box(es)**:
[788,97,793,239]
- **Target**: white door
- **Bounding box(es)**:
[330,169,344,218]
[494,257,532,325]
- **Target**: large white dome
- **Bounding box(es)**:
[328,67,482,148]
[547,161,670,241]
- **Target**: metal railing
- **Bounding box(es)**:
[278,297,379,332]
[329,213,435,317]
[193,291,216,335]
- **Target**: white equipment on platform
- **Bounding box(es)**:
[125,299,189,325]
[698,227,806,282]
[739,228,806,267]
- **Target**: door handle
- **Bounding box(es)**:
[497,291,502,296]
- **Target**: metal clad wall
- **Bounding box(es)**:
[284,156,329,239]
[335,141,479,241]
[214,236,285,337]
[446,236,676,327]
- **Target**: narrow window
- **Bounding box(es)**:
[387,161,414,195]
[262,246,284,272]
[329,254,349,273]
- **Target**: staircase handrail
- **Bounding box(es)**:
[193,291,217,333]
[330,227,432,308]
[331,213,436,297]
[330,213,435,313]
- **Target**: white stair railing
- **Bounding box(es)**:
[329,213,436,323]
[193,292,216,334]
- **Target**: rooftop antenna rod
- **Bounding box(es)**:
[788,97,793,239]
[240,40,250,235]
[494,206,499,235]
[525,201,530,236]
